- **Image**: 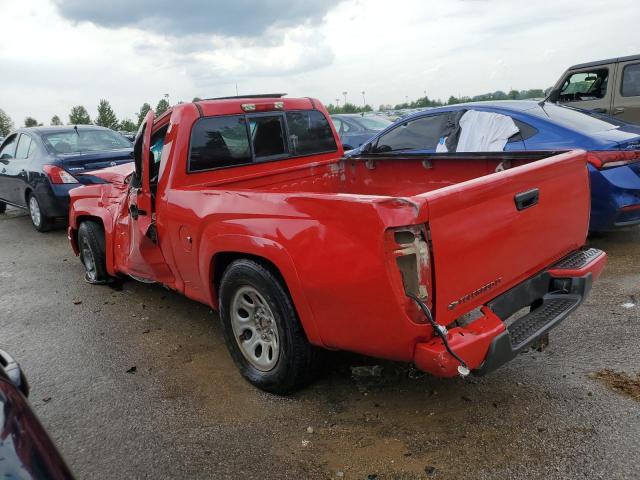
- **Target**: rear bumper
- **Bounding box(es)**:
[589,164,640,231]
[413,248,607,377]
[33,183,76,218]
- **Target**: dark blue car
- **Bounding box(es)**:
[0,126,133,231]
[331,114,392,150]
[347,101,640,232]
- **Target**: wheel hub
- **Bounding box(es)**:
[230,286,280,372]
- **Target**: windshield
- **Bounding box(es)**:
[43,129,132,154]
[356,116,392,131]
[530,104,620,134]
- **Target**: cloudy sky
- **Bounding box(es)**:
[1,0,639,126]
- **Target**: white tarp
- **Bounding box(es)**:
[436,110,519,152]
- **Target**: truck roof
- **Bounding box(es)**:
[569,53,640,70]
[157,96,321,122]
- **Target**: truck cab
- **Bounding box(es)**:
[550,54,640,123]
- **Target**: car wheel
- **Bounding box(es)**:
[219,259,321,394]
[28,193,52,232]
[78,221,109,284]
[0,201,6,214]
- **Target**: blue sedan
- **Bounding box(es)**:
[0,126,133,231]
[347,101,640,232]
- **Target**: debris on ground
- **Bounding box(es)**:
[306,426,314,434]
[42,397,51,403]
[301,439,310,448]
[72,299,82,305]
[590,369,640,401]
[425,465,437,476]
[126,366,137,374]
[350,365,383,378]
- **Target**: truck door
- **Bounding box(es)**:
[557,66,614,114]
[612,60,640,124]
[116,111,174,283]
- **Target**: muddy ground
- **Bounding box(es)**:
[1,206,639,479]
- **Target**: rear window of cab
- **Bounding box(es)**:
[188,109,337,173]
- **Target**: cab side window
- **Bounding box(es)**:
[621,63,640,97]
[0,135,18,159]
[559,69,608,102]
[15,134,33,160]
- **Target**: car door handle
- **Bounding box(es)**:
[613,107,625,114]
[591,108,607,113]
[514,188,539,211]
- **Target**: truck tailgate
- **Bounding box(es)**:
[415,150,591,325]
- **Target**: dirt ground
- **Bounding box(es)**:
[1,206,639,479]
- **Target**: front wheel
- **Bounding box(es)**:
[28,194,52,232]
[0,201,6,214]
[78,221,110,284]
[219,259,321,394]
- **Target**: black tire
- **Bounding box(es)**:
[219,259,321,394]
[0,201,6,214]
[78,221,109,284]
[27,193,52,232]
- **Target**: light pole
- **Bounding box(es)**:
[335,98,340,107]
[361,90,366,107]
[342,91,348,105]
[164,93,170,105]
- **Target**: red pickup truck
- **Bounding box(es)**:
[67,95,606,393]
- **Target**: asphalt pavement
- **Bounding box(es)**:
[0,206,638,479]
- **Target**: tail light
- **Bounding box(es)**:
[587,150,640,169]
[386,225,433,321]
[43,165,78,184]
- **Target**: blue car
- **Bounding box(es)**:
[331,114,392,150]
[0,126,133,231]
[347,101,640,232]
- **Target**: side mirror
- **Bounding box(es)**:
[0,349,29,397]
[0,153,12,163]
[547,88,560,103]
[361,143,372,154]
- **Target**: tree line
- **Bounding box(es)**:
[324,88,549,114]
[1,89,551,137]
[0,97,202,137]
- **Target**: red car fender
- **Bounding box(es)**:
[197,233,325,347]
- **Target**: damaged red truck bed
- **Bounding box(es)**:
[67,96,606,393]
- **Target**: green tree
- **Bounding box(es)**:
[119,118,137,132]
[192,97,202,102]
[50,115,63,126]
[24,117,38,127]
[155,98,170,116]
[508,90,520,100]
[136,103,151,127]
[0,109,14,136]
[69,105,91,125]
[95,99,119,130]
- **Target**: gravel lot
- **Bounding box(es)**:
[1,206,639,480]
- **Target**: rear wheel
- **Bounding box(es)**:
[28,193,52,232]
[219,259,321,394]
[0,202,6,214]
[78,221,109,284]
